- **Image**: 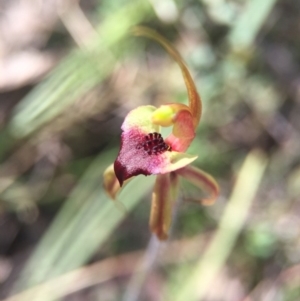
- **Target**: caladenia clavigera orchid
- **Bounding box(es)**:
[103,26,219,240]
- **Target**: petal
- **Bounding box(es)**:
[165,109,195,153]
[172,110,195,139]
[150,174,174,240]
[176,165,219,205]
[114,106,198,186]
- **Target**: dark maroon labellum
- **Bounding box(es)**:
[136,132,172,155]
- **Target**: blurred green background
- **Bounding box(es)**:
[0,0,300,300]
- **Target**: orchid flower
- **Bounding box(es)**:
[103,27,219,240]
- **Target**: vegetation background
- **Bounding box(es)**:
[0,0,300,300]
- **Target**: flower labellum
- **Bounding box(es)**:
[114,105,198,187]
[103,27,219,240]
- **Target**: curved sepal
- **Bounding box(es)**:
[132,26,202,128]
[176,165,219,205]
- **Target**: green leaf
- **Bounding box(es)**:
[14,150,155,294]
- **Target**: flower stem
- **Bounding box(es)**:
[122,234,162,301]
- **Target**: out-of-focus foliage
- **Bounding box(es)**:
[0,0,300,300]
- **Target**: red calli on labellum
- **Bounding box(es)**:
[103,27,219,240]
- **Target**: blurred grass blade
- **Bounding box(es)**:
[10,54,107,136]
[227,0,278,50]
[14,149,155,295]
[171,149,268,301]
[9,0,152,139]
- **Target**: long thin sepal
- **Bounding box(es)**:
[176,165,219,205]
[150,174,173,240]
[132,26,202,129]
